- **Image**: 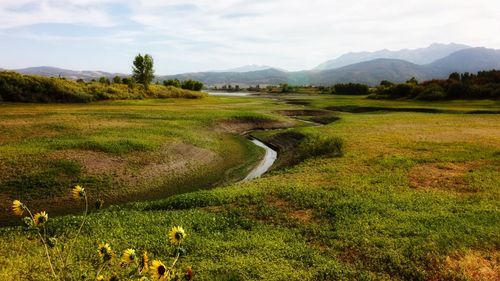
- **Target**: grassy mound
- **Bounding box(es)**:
[0,71,205,103]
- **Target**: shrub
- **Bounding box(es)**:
[181,79,204,91]
[415,84,446,100]
[298,134,344,160]
[333,83,369,95]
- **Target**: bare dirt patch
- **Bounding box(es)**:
[408,162,482,193]
[444,250,499,281]
[50,149,125,174]
[49,143,218,188]
[289,209,314,223]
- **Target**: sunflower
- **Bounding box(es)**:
[33,211,48,226]
[121,248,136,264]
[168,226,186,246]
[96,275,104,281]
[150,260,168,281]
[72,185,85,200]
[11,200,24,216]
[139,251,149,275]
[98,242,113,261]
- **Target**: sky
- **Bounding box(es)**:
[0,0,499,75]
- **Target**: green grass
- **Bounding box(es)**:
[0,94,499,280]
[0,97,294,221]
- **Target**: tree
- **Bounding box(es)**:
[113,76,122,84]
[132,54,155,90]
[98,77,110,85]
[163,79,181,88]
[448,72,460,81]
[406,77,419,85]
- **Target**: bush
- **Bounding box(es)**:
[415,84,446,100]
[0,71,94,103]
[181,79,204,91]
[333,83,369,95]
[163,79,181,88]
[298,134,344,160]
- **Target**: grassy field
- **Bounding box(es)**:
[0,97,295,224]
[0,95,499,280]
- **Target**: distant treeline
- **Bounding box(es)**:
[0,71,205,103]
[163,79,204,91]
[371,70,500,100]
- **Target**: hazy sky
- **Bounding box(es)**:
[0,0,499,74]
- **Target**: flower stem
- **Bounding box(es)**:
[94,261,107,281]
[26,207,58,279]
[65,193,89,265]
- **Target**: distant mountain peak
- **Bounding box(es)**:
[315,43,471,70]
[209,64,283,73]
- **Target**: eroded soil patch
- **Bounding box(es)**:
[408,162,481,193]
[261,131,305,168]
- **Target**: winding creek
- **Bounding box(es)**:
[206,91,325,180]
[206,91,281,180]
[243,138,278,181]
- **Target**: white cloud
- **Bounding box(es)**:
[1,0,500,73]
[0,0,116,28]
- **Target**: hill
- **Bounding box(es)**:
[15,66,125,80]
[209,65,279,73]
[315,43,470,70]
[159,68,290,86]
[429,47,500,75]
[0,71,204,103]
[311,59,431,85]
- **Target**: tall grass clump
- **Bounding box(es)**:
[297,134,344,160]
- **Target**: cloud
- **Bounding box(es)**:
[0,0,116,28]
[1,0,500,73]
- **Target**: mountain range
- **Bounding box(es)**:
[314,43,471,70]
[4,44,500,86]
[14,66,123,80]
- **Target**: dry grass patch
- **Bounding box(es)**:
[444,250,500,281]
[289,209,314,223]
[408,162,483,193]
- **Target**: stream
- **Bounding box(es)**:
[243,137,278,181]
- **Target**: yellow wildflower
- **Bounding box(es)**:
[33,211,48,226]
[98,242,113,261]
[11,200,24,216]
[151,260,168,280]
[168,226,186,246]
[72,185,85,200]
[121,248,136,264]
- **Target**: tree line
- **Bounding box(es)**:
[371,70,500,100]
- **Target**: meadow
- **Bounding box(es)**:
[0,94,499,280]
